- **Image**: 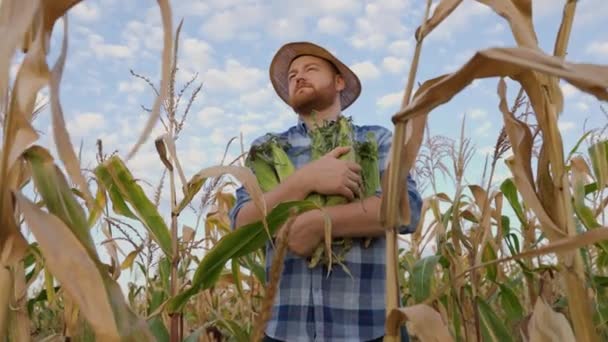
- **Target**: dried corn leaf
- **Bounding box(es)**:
[182,225,195,243]
[467,224,608,275]
[160,133,187,189]
[0,0,39,108]
[528,298,575,342]
[476,0,538,48]
[415,0,462,40]
[49,17,94,209]
[154,136,173,171]
[394,47,608,124]
[0,268,10,338]
[10,262,30,342]
[15,193,153,341]
[185,165,267,230]
[385,305,453,341]
[38,1,82,51]
[126,0,172,160]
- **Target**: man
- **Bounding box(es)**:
[229,41,422,342]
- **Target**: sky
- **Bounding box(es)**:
[10,0,608,283]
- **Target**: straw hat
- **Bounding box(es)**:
[269,41,361,110]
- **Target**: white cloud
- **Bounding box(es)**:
[479,146,495,156]
[240,87,273,109]
[197,107,226,128]
[304,0,360,13]
[586,41,608,57]
[210,127,233,145]
[382,56,407,74]
[239,112,266,122]
[317,16,348,35]
[558,121,576,132]
[204,59,265,93]
[181,38,214,70]
[349,1,411,50]
[67,112,106,135]
[560,83,579,98]
[201,4,267,41]
[71,2,100,22]
[486,23,505,35]
[350,61,381,80]
[280,0,360,16]
[468,108,487,120]
[377,91,402,109]
[118,79,146,94]
[267,18,306,40]
[387,40,412,56]
[577,102,590,112]
[238,124,261,136]
[88,33,133,59]
[122,19,164,53]
[474,121,492,137]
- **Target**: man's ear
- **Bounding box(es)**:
[335,74,346,92]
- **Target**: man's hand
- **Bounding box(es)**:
[287,210,323,257]
[298,146,362,201]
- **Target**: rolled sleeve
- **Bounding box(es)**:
[228,134,269,230]
[228,185,251,230]
[374,127,423,234]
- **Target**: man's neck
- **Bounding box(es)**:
[298,104,341,131]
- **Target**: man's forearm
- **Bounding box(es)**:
[235,171,309,228]
[311,196,386,239]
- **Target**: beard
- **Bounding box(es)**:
[289,82,338,115]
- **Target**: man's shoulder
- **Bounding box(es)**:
[250,125,300,147]
[353,123,392,140]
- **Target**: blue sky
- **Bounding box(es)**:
[12,0,608,280]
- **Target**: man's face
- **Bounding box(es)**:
[286,55,345,115]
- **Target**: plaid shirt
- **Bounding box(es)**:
[229,117,422,341]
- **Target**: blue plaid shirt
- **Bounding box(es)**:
[229,117,422,341]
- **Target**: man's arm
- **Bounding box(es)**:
[233,146,362,229]
[234,169,309,228]
[288,175,422,257]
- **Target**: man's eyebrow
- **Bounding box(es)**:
[288,62,320,75]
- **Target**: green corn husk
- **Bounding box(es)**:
[307,116,380,270]
[245,119,381,273]
[245,151,279,193]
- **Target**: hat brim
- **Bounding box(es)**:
[269,42,361,111]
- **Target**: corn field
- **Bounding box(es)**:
[1,0,608,341]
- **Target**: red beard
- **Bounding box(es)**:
[289,82,338,115]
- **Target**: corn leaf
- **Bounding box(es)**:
[589,140,608,188]
[498,283,524,323]
[166,200,317,312]
[482,243,498,282]
[410,255,440,303]
[94,155,173,258]
[23,146,95,255]
[15,193,153,340]
[174,172,206,215]
[147,316,169,342]
[500,178,525,225]
[477,296,513,342]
